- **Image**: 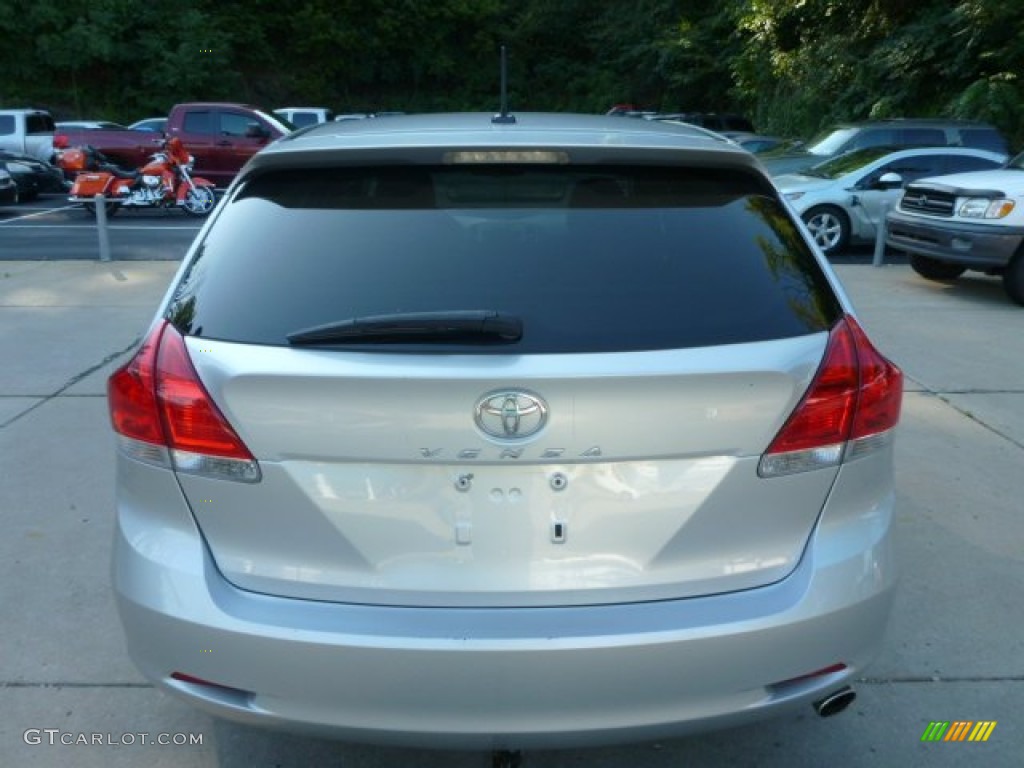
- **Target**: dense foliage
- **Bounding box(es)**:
[2,0,1021,148]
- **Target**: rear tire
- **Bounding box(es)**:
[910,254,966,281]
[181,185,216,216]
[802,205,850,256]
[1003,250,1024,306]
[82,201,121,218]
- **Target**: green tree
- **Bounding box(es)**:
[733,0,1024,148]
[1,0,1020,149]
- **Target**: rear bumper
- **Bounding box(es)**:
[113,454,896,749]
[886,211,1024,269]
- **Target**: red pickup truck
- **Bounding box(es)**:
[55,102,292,188]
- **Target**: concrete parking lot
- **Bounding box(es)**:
[1,195,1022,767]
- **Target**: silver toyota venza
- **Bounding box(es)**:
[109,112,903,750]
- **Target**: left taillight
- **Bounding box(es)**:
[108,321,261,483]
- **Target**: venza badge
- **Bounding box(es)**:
[474,390,548,439]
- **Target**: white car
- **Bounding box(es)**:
[273,107,334,128]
[129,117,167,132]
[886,152,1024,304]
[775,146,1006,255]
[55,120,129,131]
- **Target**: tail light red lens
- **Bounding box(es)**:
[846,317,903,439]
[760,316,902,477]
[108,321,259,481]
[765,320,859,455]
[108,327,164,445]
[169,672,250,702]
[154,327,254,460]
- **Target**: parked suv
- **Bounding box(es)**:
[886,151,1024,305]
[109,113,903,751]
[761,119,1009,176]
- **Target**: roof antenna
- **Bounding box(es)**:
[492,45,516,124]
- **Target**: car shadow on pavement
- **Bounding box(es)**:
[909,272,1010,307]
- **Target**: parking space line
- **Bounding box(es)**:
[0,205,80,224]
[0,224,203,230]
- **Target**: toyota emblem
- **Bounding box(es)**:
[474,390,548,439]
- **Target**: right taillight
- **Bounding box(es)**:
[108,320,261,483]
[759,315,902,478]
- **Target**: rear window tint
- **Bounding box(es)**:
[167,165,840,353]
[959,128,1008,154]
[901,128,946,146]
[850,129,897,150]
[26,114,55,133]
[290,112,320,127]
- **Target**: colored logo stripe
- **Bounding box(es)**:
[921,721,996,742]
[969,722,997,742]
[921,722,949,741]
[944,721,972,741]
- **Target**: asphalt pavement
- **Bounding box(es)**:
[0,195,204,261]
[1,197,1022,767]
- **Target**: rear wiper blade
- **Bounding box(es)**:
[287,310,523,345]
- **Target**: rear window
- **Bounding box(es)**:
[290,112,320,128]
[167,164,841,353]
[27,114,54,133]
[900,128,946,146]
[849,129,897,151]
[959,128,1008,154]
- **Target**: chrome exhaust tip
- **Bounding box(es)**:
[813,685,856,717]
